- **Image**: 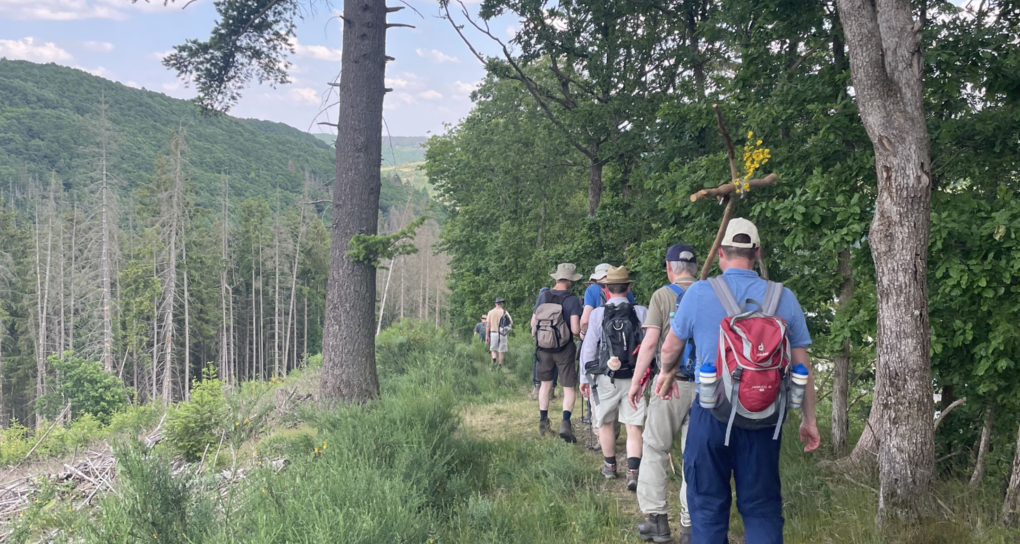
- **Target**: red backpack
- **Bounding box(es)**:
[707,277,792,446]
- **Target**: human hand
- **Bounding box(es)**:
[627,381,642,410]
[655,371,677,400]
[580,383,591,399]
[800,419,821,452]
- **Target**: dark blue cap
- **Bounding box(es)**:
[665,243,697,263]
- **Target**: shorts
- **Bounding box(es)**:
[489,332,508,353]
[536,342,578,387]
[592,375,646,427]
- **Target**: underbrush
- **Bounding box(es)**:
[9,321,1020,543]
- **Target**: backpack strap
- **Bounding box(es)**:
[708,276,742,317]
[724,367,742,447]
[763,281,784,316]
[665,284,684,297]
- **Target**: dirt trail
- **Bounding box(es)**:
[461,391,746,542]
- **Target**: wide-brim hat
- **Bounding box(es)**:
[589,262,611,281]
[550,263,583,282]
[598,265,635,285]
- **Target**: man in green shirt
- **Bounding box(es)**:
[627,243,699,543]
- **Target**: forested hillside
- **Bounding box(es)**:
[0,60,446,428]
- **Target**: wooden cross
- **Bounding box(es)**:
[691,105,777,280]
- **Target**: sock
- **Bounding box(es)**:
[604,456,617,467]
[562,410,572,421]
[627,457,641,470]
[492,357,497,365]
[540,410,549,421]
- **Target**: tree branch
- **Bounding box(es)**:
[933,397,966,432]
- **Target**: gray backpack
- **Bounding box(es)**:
[533,291,572,351]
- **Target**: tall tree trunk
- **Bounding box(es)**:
[182,239,191,400]
[302,292,308,367]
[273,189,281,378]
[283,189,306,371]
[587,158,604,217]
[320,0,386,404]
[69,204,77,355]
[99,121,114,372]
[34,180,55,427]
[377,258,395,336]
[258,237,264,380]
[152,250,158,402]
[832,247,854,456]
[836,0,934,524]
[969,407,995,490]
[59,216,65,358]
[220,177,230,384]
[1002,422,1020,526]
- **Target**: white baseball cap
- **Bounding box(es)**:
[722,218,760,249]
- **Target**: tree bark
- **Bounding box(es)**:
[832,247,854,456]
[320,0,386,404]
[969,406,994,490]
[1002,421,1020,526]
[836,0,934,525]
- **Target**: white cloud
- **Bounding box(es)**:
[162,82,180,91]
[0,0,128,21]
[416,48,460,64]
[419,90,443,100]
[452,80,480,95]
[385,72,422,91]
[0,37,73,63]
[81,65,113,78]
[124,81,141,89]
[290,38,342,62]
[506,25,518,38]
[81,41,114,53]
[385,77,409,89]
[150,50,174,61]
[289,87,321,105]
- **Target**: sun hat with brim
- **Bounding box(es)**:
[598,265,635,285]
[550,263,583,282]
[589,263,611,281]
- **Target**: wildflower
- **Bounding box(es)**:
[262,488,266,494]
[747,131,753,139]
[244,418,250,424]
[756,139,763,146]
[235,422,240,426]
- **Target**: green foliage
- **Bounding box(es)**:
[37,353,129,424]
[346,215,428,267]
[165,367,226,462]
[84,441,214,544]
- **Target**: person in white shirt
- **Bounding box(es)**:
[579,266,648,490]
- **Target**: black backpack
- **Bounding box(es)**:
[586,303,643,380]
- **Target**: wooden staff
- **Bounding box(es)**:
[695,105,777,280]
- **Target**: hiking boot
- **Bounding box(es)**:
[601,461,617,479]
[626,469,639,492]
[678,524,692,544]
[530,385,540,401]
[559,419,576,443]
[638,513,671,543]
[539,419,551,437]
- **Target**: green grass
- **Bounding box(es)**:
[9,321,1020,544]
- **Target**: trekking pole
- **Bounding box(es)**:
[693,105,778,281]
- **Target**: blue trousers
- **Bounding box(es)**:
[683,401,784,544]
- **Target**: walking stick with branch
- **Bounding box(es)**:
[693,105,777,280]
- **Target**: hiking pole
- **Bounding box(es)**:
[692,105,778,281]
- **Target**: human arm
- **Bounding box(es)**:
[793,347,820,452]
[656,328,687,400]
[570,315,580,337]
[578,309,601,397]
[628,326,660,410]
[580,305,594,338]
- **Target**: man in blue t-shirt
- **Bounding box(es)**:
[658,218,820,544]
[580,263,635,339]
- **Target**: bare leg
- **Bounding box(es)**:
[600,421,617,459]
[626,425,643,459]
[561,385,576,413]
[539,380,553,411]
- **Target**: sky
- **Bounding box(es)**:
[0,0,520,136]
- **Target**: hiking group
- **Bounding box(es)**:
[478,218,821,544]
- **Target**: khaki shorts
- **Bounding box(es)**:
[592,375,646,427]
[536,342,578,387]
[488,332,508,352]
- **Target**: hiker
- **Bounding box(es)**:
[486,297,512,369]
[531,287,558,401]
[531,263,583,442]
[626,244,700,543]
[580,263,635,339]
[657,218,820,544]
[579,266,647,489]
[474,315,487,342]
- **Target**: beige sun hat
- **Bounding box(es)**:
[550,263,583,282]
[598,265,635,285]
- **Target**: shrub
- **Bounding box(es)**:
[165,367,225,462]
[36,352,129,424]
[0,419,32,466]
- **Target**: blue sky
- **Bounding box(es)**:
[0,0,519,136]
